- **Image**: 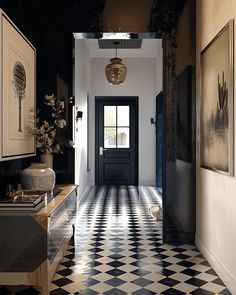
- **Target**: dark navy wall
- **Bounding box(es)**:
[0,1,74,194]
[162,0,196,244]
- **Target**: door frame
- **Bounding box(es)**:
[95,96,139,185]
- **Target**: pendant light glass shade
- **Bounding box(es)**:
[105,43,127,85]
[105,57,127,85]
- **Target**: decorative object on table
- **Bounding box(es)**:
[20,162,55,192]
[0,11,36,161]
[200,20,234,175]
[0,190,47,213]
[26,94,74,169]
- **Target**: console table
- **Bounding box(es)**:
[0,185,77,295]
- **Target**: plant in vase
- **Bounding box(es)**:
[26,94,74,168]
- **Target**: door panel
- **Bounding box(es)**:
[95,97,138,185]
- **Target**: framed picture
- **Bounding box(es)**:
[0,11,36,161]
[200,20,234,175]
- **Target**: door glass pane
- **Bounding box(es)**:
[118,106,130,126]
[117,128,130,148]
[104,106,116,126]
[104,128,116,148]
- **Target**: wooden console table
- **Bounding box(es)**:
[0,185,77,295]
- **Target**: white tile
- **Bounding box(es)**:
[201,282,226,293]
[174,282,198,292]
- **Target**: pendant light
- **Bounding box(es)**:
[105,41,127,85]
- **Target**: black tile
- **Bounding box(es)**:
[107,260,126,268]
[133,289,156,295]
[155,260,172,267]
[159,278,180,287]
[212,278,225,286]
[181,268,201,277]
[108,254,126,260]
[171,247,187,253]
[177,260,195,267]
[130,261,150,267]
[74,289,99,295]
[191,289,215,295]
[61,260,76,267]
[130,254,147,259]
[131,277,154,287]
[185,278,208,287]
[56,268,74,276]
[153,253,168,260]
[106,269,126,276]
[158,269,175,276]
[52,278,73,287]
[162,289,185,295]
[105,278,126,287]
[84,278,100,287]
[174,253,191,259]
[104,288,127,295]
[131,269,151,276]
[219,289,232,295]
[205,268,217,276]
[50,288,70,295]
[65,253,76,259]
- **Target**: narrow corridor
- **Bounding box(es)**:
[50,186,230,295]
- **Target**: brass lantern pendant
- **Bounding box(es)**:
[105,42,127,85]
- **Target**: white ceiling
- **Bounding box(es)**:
[82,39,162,58]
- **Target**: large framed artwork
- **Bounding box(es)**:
[201,20,234,175]
[0,11,36,161]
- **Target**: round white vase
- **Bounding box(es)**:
[20,162,56,192]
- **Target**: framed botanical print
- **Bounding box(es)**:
[200,20,234,175]
[0,10,36,161]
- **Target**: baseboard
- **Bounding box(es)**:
[139,181,156,186]
[196,234,236,295]
[77,185,91,205]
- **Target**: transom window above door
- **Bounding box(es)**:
[104,105,130,148]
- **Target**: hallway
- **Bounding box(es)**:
[49,186,230,295]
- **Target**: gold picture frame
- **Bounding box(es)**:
[0,11,36,161]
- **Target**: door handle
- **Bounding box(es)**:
[99,147,107,155]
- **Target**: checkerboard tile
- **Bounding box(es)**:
[0,186,231,294]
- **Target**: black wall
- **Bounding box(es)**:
[0,0,74,194]
[163,0,196,244]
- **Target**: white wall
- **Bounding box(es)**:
[196,1,236,293]
[90,55,163,185]
[74,40,91,199]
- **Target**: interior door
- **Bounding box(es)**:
[95,97,138,185]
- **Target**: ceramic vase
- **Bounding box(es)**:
[40,154,53,169]
[20,162,56,192]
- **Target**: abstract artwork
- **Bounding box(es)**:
[201,20,234,175]
[0,12,36,160]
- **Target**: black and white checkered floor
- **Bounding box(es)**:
[1,186,231,294]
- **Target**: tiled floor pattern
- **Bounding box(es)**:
[0,186,231,294]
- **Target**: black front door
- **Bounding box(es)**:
[95,97,138,185]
